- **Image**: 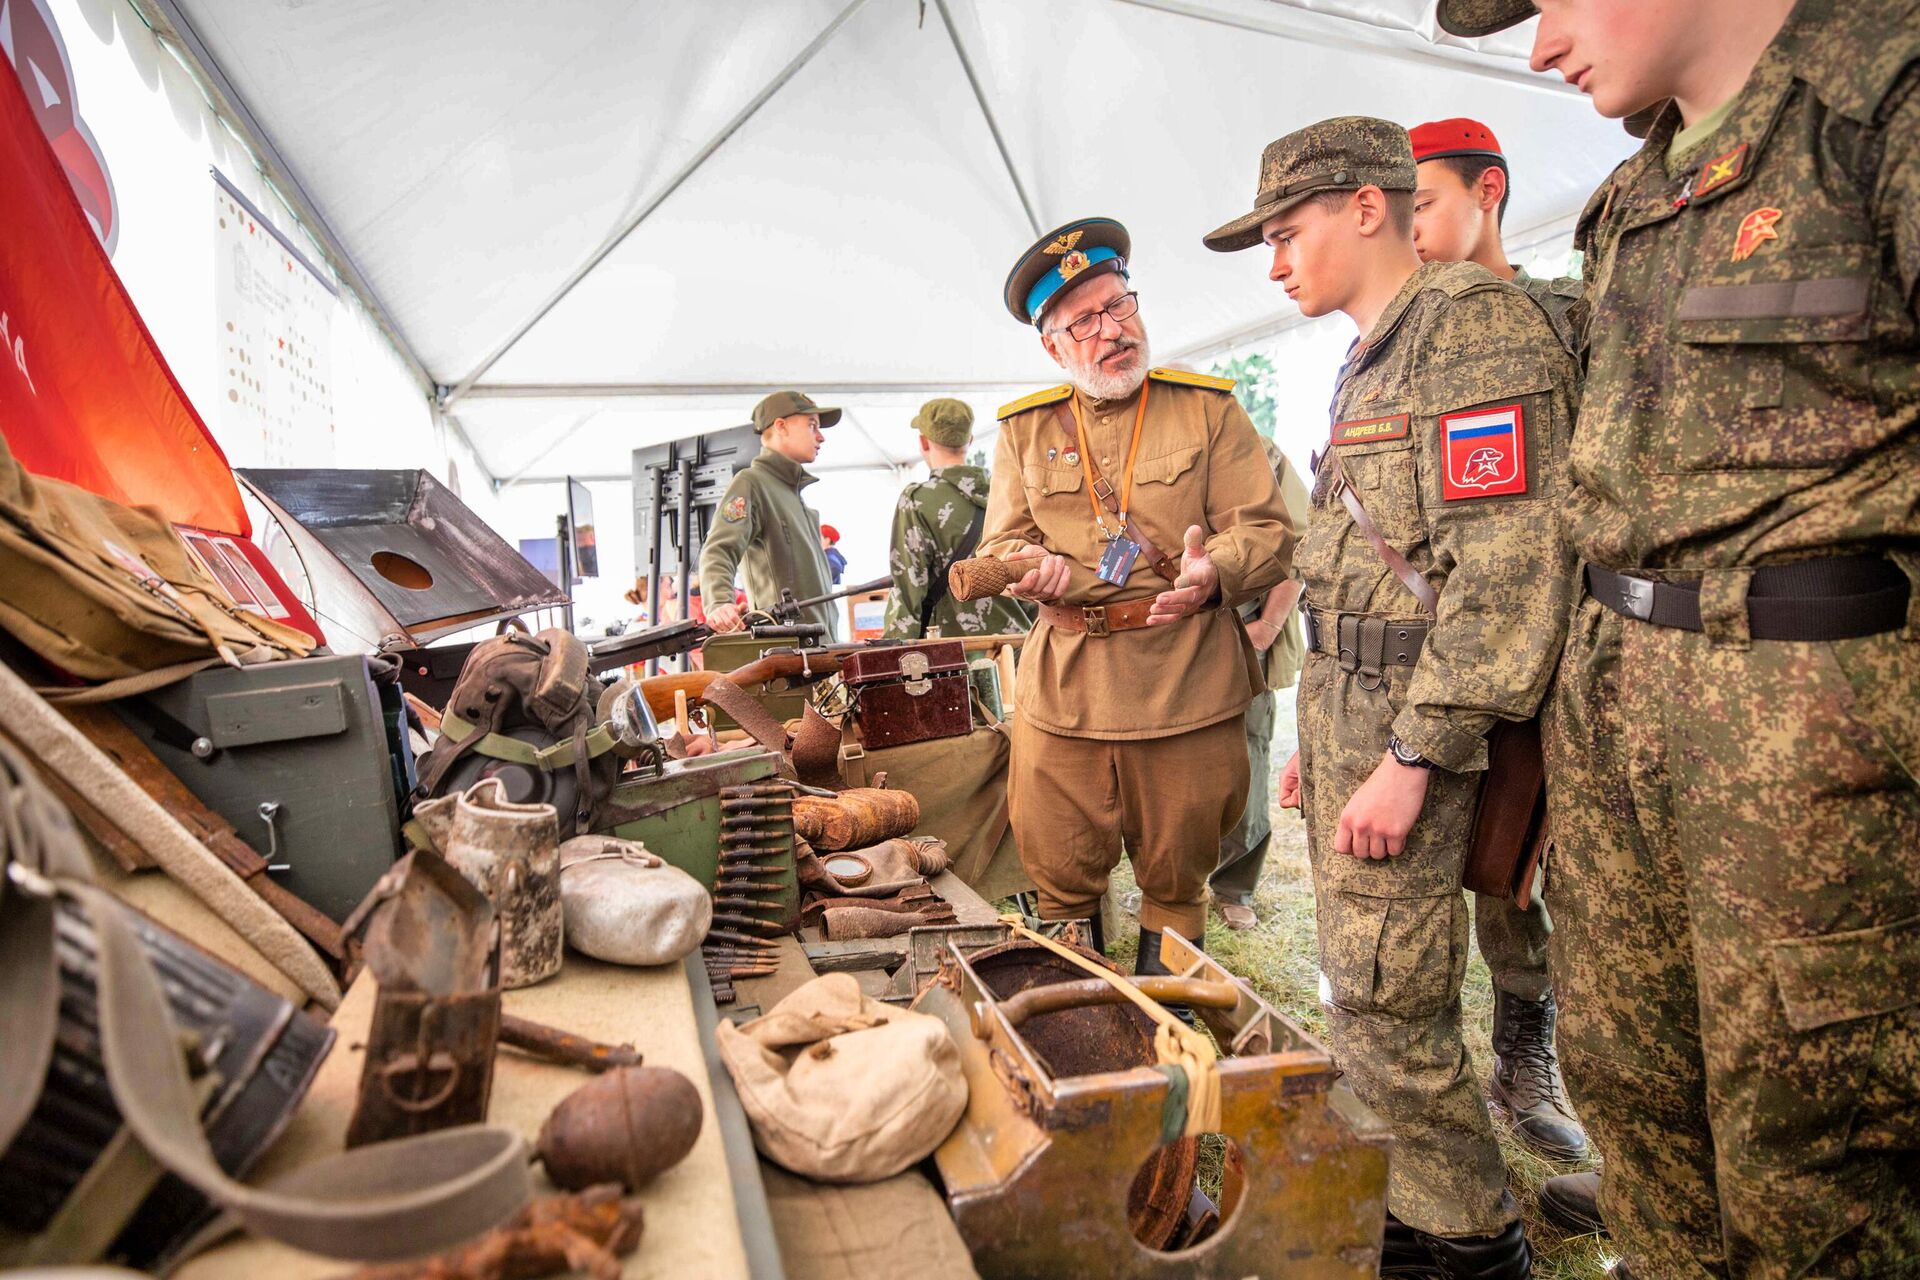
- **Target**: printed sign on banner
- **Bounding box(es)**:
[213,172,337,468]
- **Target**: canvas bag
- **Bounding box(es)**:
[714,973,966,1183]
[0,433,313,700]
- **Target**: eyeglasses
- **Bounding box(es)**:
[1054,291,1140,342]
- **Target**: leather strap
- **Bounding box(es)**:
[1326,449,1437,615]
[0,739,531,1266]
[1052,402,1180,583]
[1586,558,1909,640]
[33,658,225,705]
[697,676,791,761]
[697,676,846,789]
[1037,598,1161,635]
[1302,605,1429,667]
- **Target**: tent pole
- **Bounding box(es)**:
[1107,0,1581,97]
[931,0,1042,237]
[438,0,875,410]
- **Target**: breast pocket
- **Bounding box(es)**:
[1332,434,1423,545]
[1020,462,1085,522]
[1130,443,1203,524]
[1659,240,1881,473]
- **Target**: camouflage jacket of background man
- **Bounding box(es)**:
[882,464,1035,638]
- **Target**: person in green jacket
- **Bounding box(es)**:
[699,390,840,638]
[882,398,1035,639]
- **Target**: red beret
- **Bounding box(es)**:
[820,524,840,543]
[1410,118,1506,166]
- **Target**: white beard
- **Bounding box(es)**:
[1065,338,1150,402]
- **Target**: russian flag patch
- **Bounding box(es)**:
[1440,404,1528,501]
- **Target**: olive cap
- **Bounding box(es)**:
[752,390,841,433]
[911,397,974,447]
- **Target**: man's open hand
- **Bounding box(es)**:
[1147,525,1221,625]
[1003,542,1071,604]
[1334,753,1431,859]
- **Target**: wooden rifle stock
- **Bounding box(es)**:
[637,634,1026,723]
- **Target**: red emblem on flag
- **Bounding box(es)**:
[1732,207,1782,262]
[1440,404,1528,501]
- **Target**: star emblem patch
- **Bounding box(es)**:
[1058,250,1091,282]
[1732,207,1782,261]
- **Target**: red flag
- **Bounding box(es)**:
[0,56,249,534]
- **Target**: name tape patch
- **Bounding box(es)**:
[1331,414,1410,447]
[1440,404,1528,501]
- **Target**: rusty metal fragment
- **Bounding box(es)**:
[536,1067,703,1192]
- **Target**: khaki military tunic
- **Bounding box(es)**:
[980,370,1293,739]
[698,450,838,637]
[1297,259,1578,1236]
[1543,2,1920,1273]
[980,368,1294,938]
[882,464,1034,639]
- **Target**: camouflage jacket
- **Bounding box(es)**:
[697,449,837,637]
[1566,0,1920,572]
[1303,260,1579,772]
[882,464,1035,639]
[1510,266,1584,348]
[1243,436,1310,692]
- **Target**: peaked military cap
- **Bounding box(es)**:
[1203,116,1417,253]
[1002,217,1131,327]
[752,389,841,433]
[911,397,974,447]
[1435,0,1535,38]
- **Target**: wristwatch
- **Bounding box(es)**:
[1388,735,1436,770]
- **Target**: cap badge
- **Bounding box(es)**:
[1732,207,1782,262]
[1058,249,1092,282]
[1043,230,1084,255]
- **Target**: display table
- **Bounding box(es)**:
[180,954,761,1279]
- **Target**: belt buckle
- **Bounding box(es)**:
[1085,605,1110,637]
[1301,606,1320,652]
[1616,574,1655,622]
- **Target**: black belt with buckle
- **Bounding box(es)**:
[1302,604,1430,690]
[1586,556,1909,641]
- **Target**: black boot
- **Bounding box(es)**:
[1419,1218,1533,1280]
[1134,927,1196,1026]
[1489,989,1588,1160]
[1536,1170,1605,1238]
[1080,913,1107,957]
[1378,1213,1441,1277]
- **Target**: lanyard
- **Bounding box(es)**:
[1068,379,1150,542]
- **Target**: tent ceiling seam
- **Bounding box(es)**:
[437,0,875,410]
[932,0,1042,237]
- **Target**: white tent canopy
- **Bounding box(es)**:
[153,0,1633,485]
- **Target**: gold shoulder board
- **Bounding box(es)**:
[997,384,1073,420]
[1148,367,1235,392]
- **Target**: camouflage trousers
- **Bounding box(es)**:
[1545,596,1920,1278]
[1297,651,1517,1238]
[1474,891,1550,1000]
[1209,690,1275,907]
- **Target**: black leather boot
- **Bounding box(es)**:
[1489,989,1588,1159]
[1420,1218,1533,1280]
[1378,1213,1441,1276]
[1536,1170,1604,1237]
[1134,927,1196,1026]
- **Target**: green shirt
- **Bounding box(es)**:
[882,464,1035,639]
[698,449,838,637]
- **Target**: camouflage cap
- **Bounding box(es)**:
[911,397,974,447]
[1203,116,1417,253]
[752,389,841,433]
[1435,0,1535,38]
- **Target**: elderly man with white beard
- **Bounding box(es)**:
[978,217,1295,973]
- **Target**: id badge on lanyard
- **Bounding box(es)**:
[1097,534,1141,585]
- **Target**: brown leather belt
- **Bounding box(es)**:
[1038,598,1159,636]
[1302,604,1430,688]
[1586,556,1908,641]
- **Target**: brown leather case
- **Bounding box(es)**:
[1462,718,1548,908]
[840,640,971,749]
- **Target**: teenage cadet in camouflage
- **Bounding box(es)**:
[1208,435,1308,931]
[882,397,1035,639]
[981,217,1293,966]
[1206,117,1578,1279]
[1438,1,1920,1276]
[699,390,841,639]
[1407,114,1590,1165]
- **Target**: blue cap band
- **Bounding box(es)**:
[1026,246,1125,325]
